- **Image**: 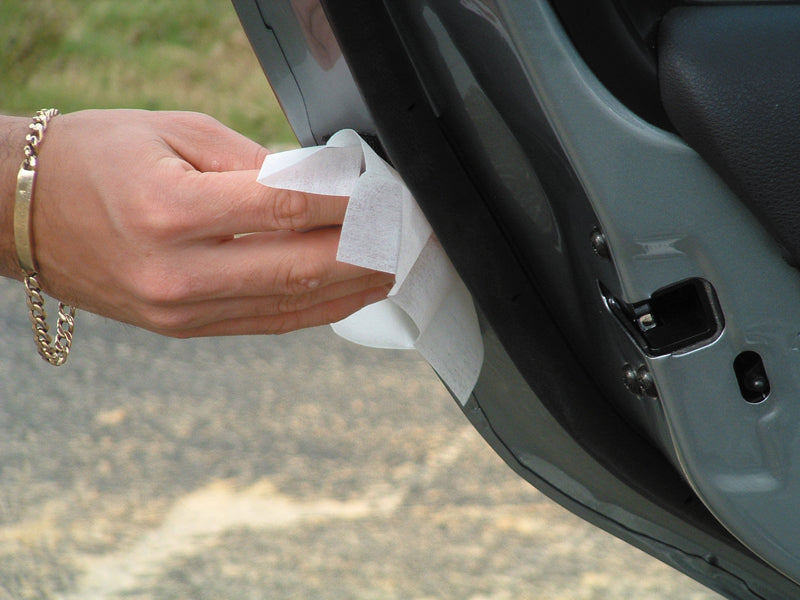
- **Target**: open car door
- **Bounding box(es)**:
[233,1,800,598]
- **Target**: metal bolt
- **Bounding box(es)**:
[590,228,609,258]
[636,366,658,397]
[622,364,639,394]
[745,373,768,395]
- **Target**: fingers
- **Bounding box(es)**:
[128,228,385,305]
[201,229,374,298]
[150,113,350,237]
[173,169,350,238]
[157,111,269,172]
[137,272,393,334]
[166,286,388,337]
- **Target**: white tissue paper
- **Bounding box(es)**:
[257,129,483,404]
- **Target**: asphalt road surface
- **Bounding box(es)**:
[0,278,722,599]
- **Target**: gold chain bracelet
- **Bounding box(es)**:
[14,109,77,366]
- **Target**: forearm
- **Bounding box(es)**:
[0,115,33,281]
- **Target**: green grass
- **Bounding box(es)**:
[0,0,296,146]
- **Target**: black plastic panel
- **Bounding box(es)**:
[659,6,800,267]
[549,0,676,130]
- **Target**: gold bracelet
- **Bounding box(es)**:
[14,109,77,366]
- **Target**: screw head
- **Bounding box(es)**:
[591,228,610,258]
[636,366,658,397]
[622,364,639,394]
[745,373,768,394]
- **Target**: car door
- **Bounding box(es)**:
[234,1,800,597]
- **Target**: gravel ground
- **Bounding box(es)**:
[0,278,722,599]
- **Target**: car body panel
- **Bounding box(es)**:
[233,0,800,596]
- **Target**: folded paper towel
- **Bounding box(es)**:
[257,129,483,404]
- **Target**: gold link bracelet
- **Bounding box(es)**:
[14,109,77,366]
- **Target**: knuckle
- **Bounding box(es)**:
[130,264,197,307]
[139,306,192,333]
[168,111,222,135]
[186,111,221,133]
[123,195,187,243]
[270,189,313,230]
[278,253,328,294]
[145,203,188,242]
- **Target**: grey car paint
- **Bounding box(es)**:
[500,1,800,582]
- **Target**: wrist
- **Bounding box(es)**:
[0,115,33,280]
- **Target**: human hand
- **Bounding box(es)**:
[11,109,392,337]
